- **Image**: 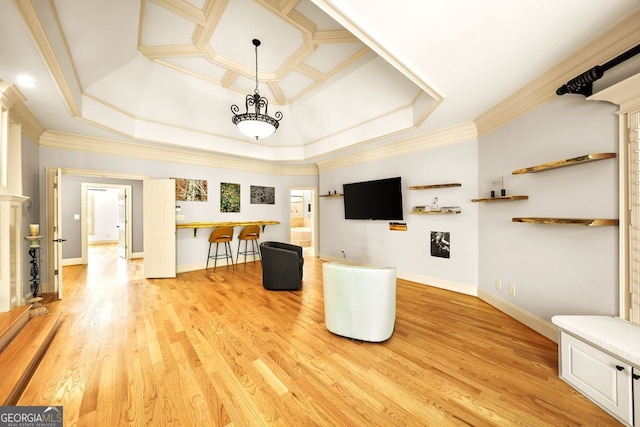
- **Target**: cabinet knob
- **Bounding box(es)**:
[616,365,625,371]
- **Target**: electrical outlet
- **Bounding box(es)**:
[495,279,501,290]
[509,284,516,297]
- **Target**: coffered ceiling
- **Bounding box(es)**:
[1,0,639,165]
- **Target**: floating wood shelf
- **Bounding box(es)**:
[471,195,528,202]
[512,153,616,175]
[409,183,462,190]
[411,211,461,215]
[319,193,343,198]
[512,217,618,226]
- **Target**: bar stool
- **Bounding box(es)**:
[206,226,235,272]
[236,224,261,267]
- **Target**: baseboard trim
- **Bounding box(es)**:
[62,258,82,266]
[397,271,477,297]
[478,289,558,342]
[318,254,477,296]
[131,252,143,259]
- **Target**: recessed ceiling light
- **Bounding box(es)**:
[17,75,37,88]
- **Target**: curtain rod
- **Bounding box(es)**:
[556,43,640,97]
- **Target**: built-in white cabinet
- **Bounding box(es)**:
[553,315,640,426]
[559,331,634,425]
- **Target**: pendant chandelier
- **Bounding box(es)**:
[231,39,283,140]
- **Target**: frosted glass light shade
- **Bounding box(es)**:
[236,117,277,140]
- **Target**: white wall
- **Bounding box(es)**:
[319,140,479,294]
[478,95,619,322]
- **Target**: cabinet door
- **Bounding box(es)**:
[559,332,633,425]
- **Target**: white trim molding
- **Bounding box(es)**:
[478,289,558,342]
[40,130,319,176]
[317,121,477,171]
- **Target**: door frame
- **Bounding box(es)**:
[288,186,318,257]
[45,168,149,294]
[588,72,640,323]
[80,183,132,263]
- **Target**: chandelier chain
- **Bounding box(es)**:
[254,43,259,95]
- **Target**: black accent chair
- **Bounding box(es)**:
[259,241,304,290]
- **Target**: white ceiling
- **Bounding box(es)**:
[1,0,638,165]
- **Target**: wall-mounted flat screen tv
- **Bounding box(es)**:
[343,177,403,220]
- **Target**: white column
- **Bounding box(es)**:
[0,83,28,312]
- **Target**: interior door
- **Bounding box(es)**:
[143,179,176,278]
[117,189,126,259]
[46,167,64,299]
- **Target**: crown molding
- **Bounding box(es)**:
[0,82,45,142]
[475,8,640,137]
[39,130,318,176]
[10,103,46,142]
[317,121,477,172]
[0,82,26,110]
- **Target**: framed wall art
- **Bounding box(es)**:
[430,231,450,259]
[220,182,241,212]
[172,178,208,202]
[250,185,275,204]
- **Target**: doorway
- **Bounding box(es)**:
[289,188,317,257]
[81,183,132,264]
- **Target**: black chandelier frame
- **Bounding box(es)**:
[231,39,283,140]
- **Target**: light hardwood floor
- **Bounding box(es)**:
[18,244,618,426]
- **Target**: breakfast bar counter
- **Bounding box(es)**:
[177,220,280,237]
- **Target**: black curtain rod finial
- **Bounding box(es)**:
[556,43,640,97]
[556,66,604,97]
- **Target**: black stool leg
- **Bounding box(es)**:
[214,242,220,272]
[206,243,212,269]
[226,241,234,269]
